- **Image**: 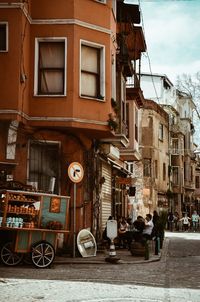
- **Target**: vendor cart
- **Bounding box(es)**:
[0,189,70,268]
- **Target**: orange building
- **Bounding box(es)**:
[0,0,146,247]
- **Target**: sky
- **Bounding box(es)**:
[126,0,200,146]
[126,0,200,85]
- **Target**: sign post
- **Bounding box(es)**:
[68,162,84,258]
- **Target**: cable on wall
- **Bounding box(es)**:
[138,0,160,104]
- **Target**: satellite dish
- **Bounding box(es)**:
[77,229,97,257]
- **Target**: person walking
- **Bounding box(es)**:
[191,211,199,232]
[174,212,180,231]
[179,213,191,232]
[167,212,175,232]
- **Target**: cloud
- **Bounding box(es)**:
[139,1,200,82]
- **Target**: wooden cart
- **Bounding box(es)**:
[0,190,70,268]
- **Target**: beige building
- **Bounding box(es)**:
[140,99,169,215]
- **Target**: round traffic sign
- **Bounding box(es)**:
[68,162,84,183]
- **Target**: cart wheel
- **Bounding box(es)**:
[31,241,55,268]
[0,242,23,266]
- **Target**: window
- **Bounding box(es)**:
[126,103,129,138]
[80,41,105,99]
[172,166,179,185]
[158,123,164,141]
[6,121,18,160]
[196,176,200,189]
[111,53,116,100]
[172,138,179,154]
[163,163,166,181]
[121,77,126,122]
[155,160,158,179]
[143,159,151,177]
[126,161,134,174]
[112,0,116,18]
[28,141,60,194]
[135,107,138,142]
[0,22,8,52]
[190,166,193,182]
[173,166,179,184]
[35,39,66,96]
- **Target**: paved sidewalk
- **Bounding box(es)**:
[54,239,168,265]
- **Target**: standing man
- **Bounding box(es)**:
[142,214,154,240]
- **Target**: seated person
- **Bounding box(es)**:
[131,216,145,242]
[142,214,154,240]
[118,217,129,248]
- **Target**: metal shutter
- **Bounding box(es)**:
[101,161,112,231]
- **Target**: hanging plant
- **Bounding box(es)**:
[107,113,118,131]
[111,98,117,107]
[97,94,104,100]
[111,98,119,114]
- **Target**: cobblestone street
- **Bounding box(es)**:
[0,232,200,295]
[0,232,200,301]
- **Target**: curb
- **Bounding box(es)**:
[54,252,162,265]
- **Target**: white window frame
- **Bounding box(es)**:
[80,39,105,101]
[112,0,117,18]
[126,161,134,174]
[34,37,67,97]
[111,52,116,101]
[0,22,8,52]
[95,0,106,3]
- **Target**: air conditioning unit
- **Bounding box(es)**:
[101,144,120,160]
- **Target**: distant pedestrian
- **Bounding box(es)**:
[153,210,160,237]
[191,211,199,232]
[174,212,180,231]
[168,212,175,232]
[179,213,191,232]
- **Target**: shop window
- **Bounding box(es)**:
[80,41,105,100]
[34,39,66,96]
[0,22,8,52]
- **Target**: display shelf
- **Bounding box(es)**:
[0,190,42,229]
